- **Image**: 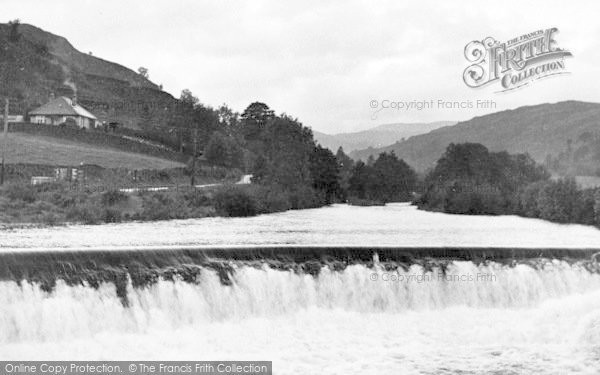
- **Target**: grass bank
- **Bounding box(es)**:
[4,133,185,169]
[8,123,187,164]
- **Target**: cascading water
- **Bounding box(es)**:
[1,256,600,374]
[2,204,600,374]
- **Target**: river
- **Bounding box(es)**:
[1,204,600,374]
[2,203,600,249]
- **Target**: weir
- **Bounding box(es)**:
[1,246,599,290]
[1,246,600,344]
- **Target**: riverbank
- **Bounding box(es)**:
[0,179,326,225]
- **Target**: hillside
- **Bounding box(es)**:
[313,121,454,152]
[350,101,600,171]
[0,22,177,129]
[4,133,185,170]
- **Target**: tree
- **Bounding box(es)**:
[251,155,270,185]
[241,102,274,142]
[204,132,229,166]
[8,19,20,42]
[169,90,220,155]
[138,67,149,79]
[536,178,580,223]
[180,89,199,107]
[255,116,313,188]
[417,143,551,214]
[336,147,354,174]
[348,161,373,199]
[217,104,241,137]
[309,145,341,204]
[370,152,417,202]
[595,189,600,226]
[204,132,243,168]
[336,147,354,198]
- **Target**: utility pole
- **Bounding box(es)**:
[0,98,8,185]
[190,126,198,186]
[178,129,183,153]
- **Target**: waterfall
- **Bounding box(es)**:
[1,259,598,344]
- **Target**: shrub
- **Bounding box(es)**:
[575,189,596,225]
[40,212,60,225]
[595,190,600,226]
[2,183,37,203]
[182,190,211,208]
[347,197,385,206]
[250,185,291,213]
[536,178,580,223]
[102,208,122,223]
[214,186,257,217]
[139,192,189,221]
[101,190,129,207]
[288,186,322,210]
[66,203,102,224]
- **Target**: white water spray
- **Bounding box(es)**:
[1,260,598,344]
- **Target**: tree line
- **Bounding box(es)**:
[131,90,600,226]
[416,143,600,227]
[199,99,420,214]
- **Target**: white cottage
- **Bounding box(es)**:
[29,96,97,129]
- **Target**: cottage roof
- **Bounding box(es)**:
[29,97,97,120]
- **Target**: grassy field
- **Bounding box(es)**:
[2,133,186,169]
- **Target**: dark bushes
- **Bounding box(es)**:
[66,203,102,224]
[416,143,550,215]
[102,208,123,223]
[3,182,37,203]
[417,143,600,227]
[517,178,598,225]
[139,192,189,221]
[348,151,417,204]
[101,190,129,206]
[214,186,257,217]
[213,184,323,217]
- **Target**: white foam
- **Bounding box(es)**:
[1,262,599,373]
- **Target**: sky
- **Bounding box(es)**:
[3,0,600,133]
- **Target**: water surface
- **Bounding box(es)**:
[2,203,600,249]
[1,204,600,374]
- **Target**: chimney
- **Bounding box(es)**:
[49,92,55,101]
[72,95,77,107]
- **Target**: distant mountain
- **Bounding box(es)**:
[350,101,600,172]
[0,22,177,128]
[313,121,455,152]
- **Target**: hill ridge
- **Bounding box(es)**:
[0,22,176,129]
[349,100,600,171]
[313,121,455,153]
